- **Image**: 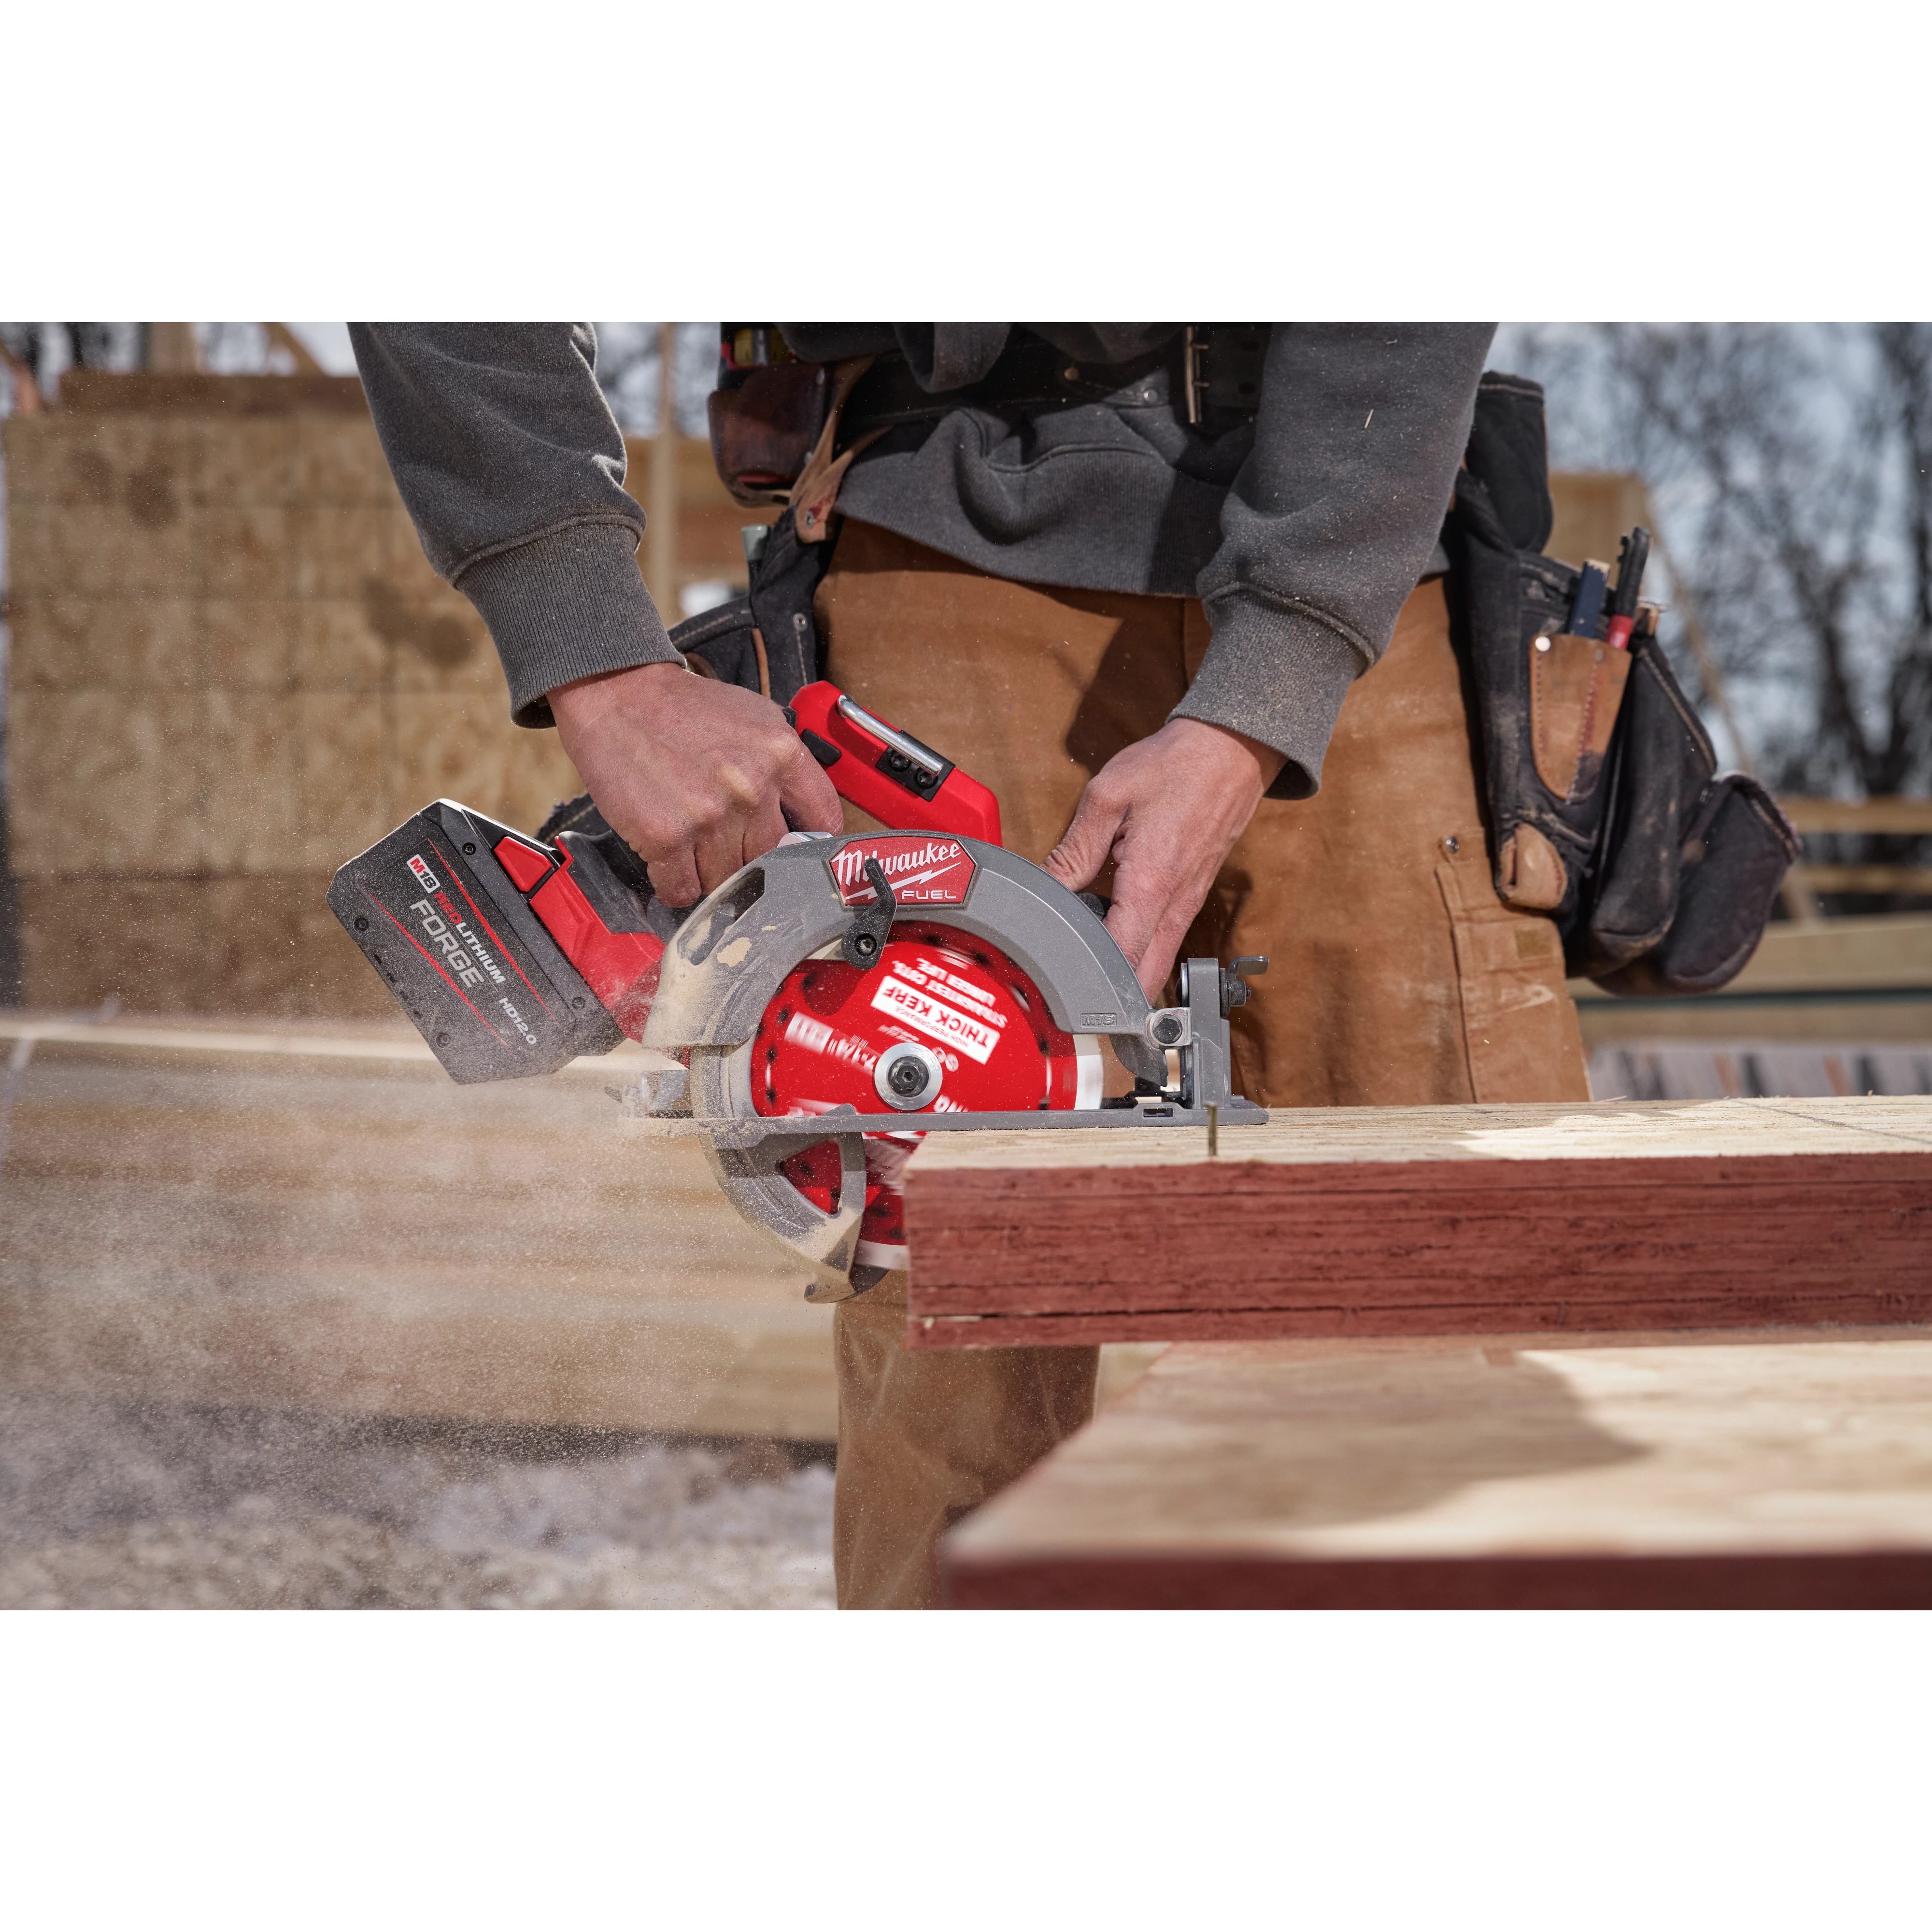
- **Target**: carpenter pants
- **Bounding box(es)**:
[816,521,1591,1609]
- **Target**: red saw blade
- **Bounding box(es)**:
[753,922,1101,1274]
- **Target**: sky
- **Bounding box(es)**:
[279,323,353,373]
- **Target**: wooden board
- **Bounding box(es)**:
[943,1332,1932,1608]
[1571,914,1932,1046]
[901,1096,1932,1349]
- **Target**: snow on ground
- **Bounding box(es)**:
[0,1392,835,1610]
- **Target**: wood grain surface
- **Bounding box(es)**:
[943,1332,1932,1608]
[902,1097,1932,1349]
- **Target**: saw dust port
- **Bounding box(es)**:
[0,1022,839,1610]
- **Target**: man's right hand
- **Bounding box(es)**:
[549,661,844,907]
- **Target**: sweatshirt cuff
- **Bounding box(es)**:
[455,520,680,727]
[1173,596,1369,800]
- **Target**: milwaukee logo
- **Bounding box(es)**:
[829,836,976,909]
[406,853,440,893]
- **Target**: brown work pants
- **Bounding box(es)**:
[816,520,1591,1609]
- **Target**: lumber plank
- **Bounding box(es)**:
[942,1332,1932,1608]
[901,1097,1932,1349]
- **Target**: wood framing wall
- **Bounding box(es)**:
[2,375,753,1018]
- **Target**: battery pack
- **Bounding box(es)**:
[327,801,621,1082]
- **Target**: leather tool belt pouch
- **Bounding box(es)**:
[662,503,836,711]
[1445,372,1800,995]
[707,364,830,508]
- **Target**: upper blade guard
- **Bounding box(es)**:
[327,801,622,1082]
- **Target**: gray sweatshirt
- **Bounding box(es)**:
[350,322,1492,796]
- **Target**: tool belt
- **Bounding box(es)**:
[690,325,1269,710]
[1444,373,1800,995]
[706,326,1267,509]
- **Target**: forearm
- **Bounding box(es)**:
[1180,323,1493,796]
[350,323,678,724]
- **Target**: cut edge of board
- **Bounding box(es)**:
[940,1548,1932,1610]
[904,1095,1932,1173]
[906,1294,1932,1350]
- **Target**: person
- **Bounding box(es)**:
[350,323,1592,1609]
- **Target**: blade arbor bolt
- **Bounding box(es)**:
[875,1041,944,1112]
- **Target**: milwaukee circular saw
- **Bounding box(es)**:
[327,682,1267,1300]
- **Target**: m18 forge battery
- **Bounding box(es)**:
[326,800,665,1083]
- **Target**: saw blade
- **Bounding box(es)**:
[751,921,1103,1274]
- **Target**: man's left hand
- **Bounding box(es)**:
[1042,719,1287,998]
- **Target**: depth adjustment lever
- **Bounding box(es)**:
[841,858,896,970]
[1220,955,1268,1016]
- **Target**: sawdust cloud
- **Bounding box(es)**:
[1,1037,838,1608]
[0,1392,835,1610]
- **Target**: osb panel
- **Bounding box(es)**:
[198,417,297,506]
[294,693,393,870]
[199,692,300,874]
[384,586,498,694]
[200,600,295,689]
[54,371,368,416]
[294,416,396,505]
[292,598,389,691]
[390,691,583,838]
[18,875,206,1012]
[1,415,206,509]
[202,875,307,1014]
[5,407,604,1016]
[287,505,391,599]
[8,597,200,691]
[197,504,291,600]
[0,416,58,504]
[9,499,196,598]
[8,688,201,876]
[14,872,381,1018]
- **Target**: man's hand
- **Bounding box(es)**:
[550,661,843,906]
[1043,719,1286,997]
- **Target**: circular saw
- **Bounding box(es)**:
[327,682,1267,1302]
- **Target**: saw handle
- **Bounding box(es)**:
[788,682,1004,846]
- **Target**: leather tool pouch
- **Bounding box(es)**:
[1445,372,1799,995]
[708,363,830,507]
[662,504,837,711]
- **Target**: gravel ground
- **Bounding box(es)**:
[0,1391,836,1610]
